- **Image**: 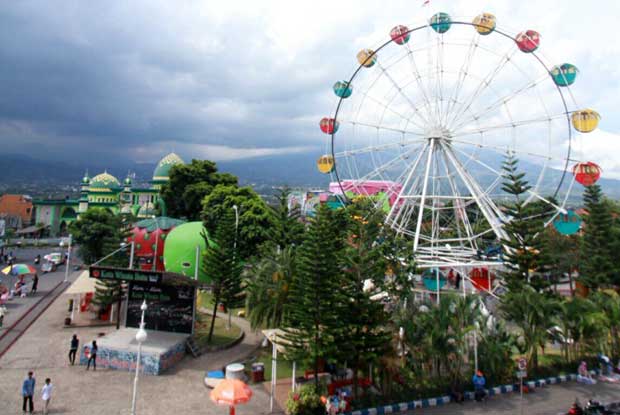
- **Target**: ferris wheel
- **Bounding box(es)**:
[317,12,601,268]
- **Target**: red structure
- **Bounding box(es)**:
[572,162,601,186]
[126,217,185,271]
[470,267,495,291]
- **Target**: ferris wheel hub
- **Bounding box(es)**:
[425,126,452,141]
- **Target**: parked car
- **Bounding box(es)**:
[44,252,65,265]
[41,261,57,273]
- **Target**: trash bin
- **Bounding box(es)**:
[251,362,265,382]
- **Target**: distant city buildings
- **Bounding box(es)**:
[33,153,184,236]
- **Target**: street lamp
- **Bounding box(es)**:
[131,300,148,415]
[60,235,72,283]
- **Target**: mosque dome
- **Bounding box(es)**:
[81,173,90,185]
[90,172,121,190]
[124,175,133,186]
[153,153,184,182]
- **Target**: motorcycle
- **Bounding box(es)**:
[566,399,620,415]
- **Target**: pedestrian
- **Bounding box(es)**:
[41,378,52,415]
[21,371,35,413]
[472,369,487,402]
[86,340,98,370]
[30,274,39,295]
[34,254,40,265]
[69,334,79,365]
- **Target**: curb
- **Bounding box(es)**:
[345,372,584,415]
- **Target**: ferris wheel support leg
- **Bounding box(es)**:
[413,139,436,252]
[386,142,430,227]
[441,143,509,243]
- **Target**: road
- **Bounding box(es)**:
[0,246,80,357]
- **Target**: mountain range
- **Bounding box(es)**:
[1,152,619,202]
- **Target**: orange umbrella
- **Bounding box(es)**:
[210,379,253,415]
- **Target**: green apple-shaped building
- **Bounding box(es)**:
[163,221,214,283]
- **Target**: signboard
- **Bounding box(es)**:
[517,358,527,371]
[0,219,5,237]
[516,370,527,379]
[90,266,162,285]
[125,281,195,334]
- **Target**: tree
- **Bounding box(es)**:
[477,316,518,386]
[202,211,243,341]
[499,154,546,291]
[283,204,347,387]
[336,201,392,399]
[500,287,558,370]
[69,208,127,324]
[161,159,237,220]
[202,185,274,260]
[69,208,125,265]
[245,244,296,330]
[267,187,305,249]
[580,184,614,289]
[540,227,581,295]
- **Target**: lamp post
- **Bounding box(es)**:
[61,235,72,283]
[131,300,148,415]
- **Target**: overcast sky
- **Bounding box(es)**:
[0,0,619,176]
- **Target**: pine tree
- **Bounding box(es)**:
[202,211,244,341]
[336,200,392,399]
[580,184,614,289]
[499,154,546,291]
[283,204,346,387]
[268,187,305,249]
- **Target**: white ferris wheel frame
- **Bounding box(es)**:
[328,18,582,270]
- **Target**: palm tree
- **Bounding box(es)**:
[477,315,518,386]
[245,245,296,329]
[500,287,558,370]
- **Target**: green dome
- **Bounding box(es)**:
[82,174,90,184]
[90,172,121,190]
[153,153,184,181]
[163,221,214,283]
[124,176,132,186]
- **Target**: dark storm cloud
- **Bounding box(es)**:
[0,1,353,163]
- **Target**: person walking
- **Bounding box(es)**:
[30,274,39,295]
[68,334,79,365]
[86,340,98,370]
[41,378,52,415]
[21,371,35,413]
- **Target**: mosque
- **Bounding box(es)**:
[33,153,184,236]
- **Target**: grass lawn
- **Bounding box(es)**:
[251,347,309,381]
[194,310,242,347]
[197,289,246,317]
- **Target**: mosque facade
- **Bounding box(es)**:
[33,153,184,236]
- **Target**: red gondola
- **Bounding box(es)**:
[470,267,495,291]
[515,30,540,53]
[572,162,601,186]
[319,117,339,134]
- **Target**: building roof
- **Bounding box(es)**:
[90,172,121,190]
[153,153,184,182]
[0,194,33,224]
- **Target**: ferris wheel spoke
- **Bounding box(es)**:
[334,136,427,158]
[342,143,423,184]
[450,136,581,163]
[413,139,436,252]
[343,120,426,137]
[451,74,549,131]
[359,92,427,130]
[450,144,567,213]
[376,62,431,128]
[405,44,433,119]
[444,33,479,127]
[451,113,567,137]
[446,47,517,128]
